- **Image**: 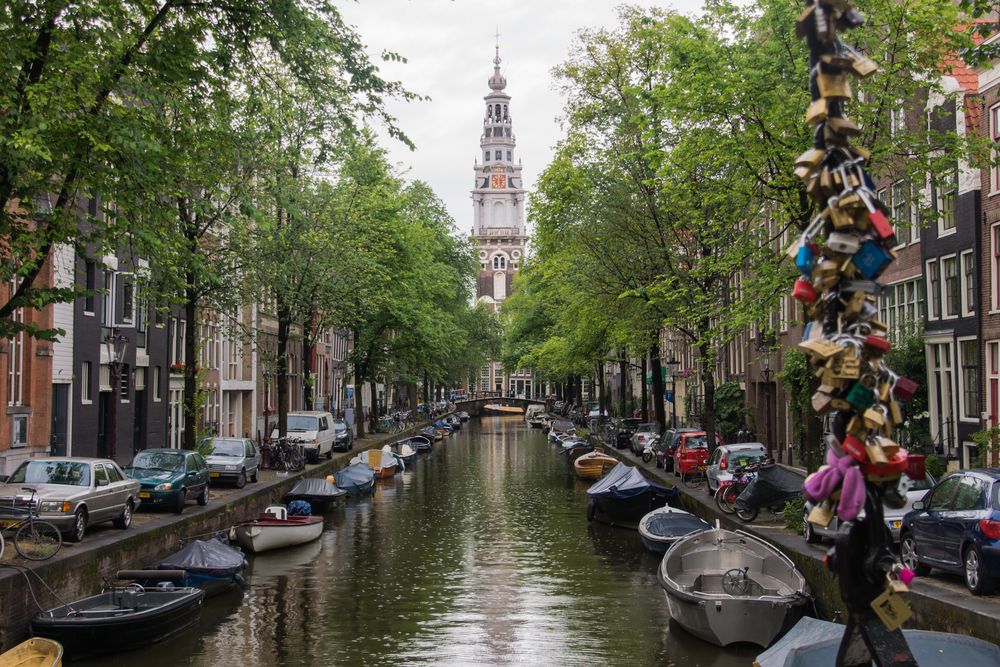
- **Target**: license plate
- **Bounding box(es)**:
[890,520,902,530]
[139,492,150,499]
[210,472,220,478]
[0,519,18,529]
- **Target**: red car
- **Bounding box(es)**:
[672,431,721,481]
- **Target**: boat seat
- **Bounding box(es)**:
[672,572,701,590]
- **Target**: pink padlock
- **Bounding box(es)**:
[898,567,916,587]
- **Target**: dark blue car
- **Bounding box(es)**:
[900,469,1000,595]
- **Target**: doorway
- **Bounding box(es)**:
[51,384,69,456]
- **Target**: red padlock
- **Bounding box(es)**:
[864,334,891,354]
[792,277,817,304]
[842,433,867,462]
[893,376,919,401]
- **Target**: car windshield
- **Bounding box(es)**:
[902,473,935,493]
[685,435,709,449]
[729,450,765,467]
[287,416,318,432]
[130,451,185,472]
[333,421,348,432]
[210,439,245,457]
[8,461,91,487]
[637,423,657,433]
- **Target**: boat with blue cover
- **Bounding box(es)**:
[586,462,677,526]
[283,477,347,512]
[332,462,376,495]
[154,537,246,596]
[638,506,711,554]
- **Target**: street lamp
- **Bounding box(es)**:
[103,330,128,461]
[664,357,680,429]
[756,332,776,458]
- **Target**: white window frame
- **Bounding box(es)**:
[890,104,906,137]
[960,250,975,317]
[925,259,939,320]
[891,180,910,248]
[81,362,92,404]
[102,270,116,326]
[936,169,957,237]
[992,223,1000,314]
[940,253,959,320]
[926,337,956,456]
[957,336,979,423]
[7,301,24,407]
[991,104,1000,195]
[152,366,162,402]
[986,341,1000,429]
[11,415,28,448]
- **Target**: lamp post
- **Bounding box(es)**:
[664,357,680,429]
[103,330,128,461]
[756,332,775,458]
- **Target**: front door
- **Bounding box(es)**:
[51,384,69,456]
[133,390,145,454]
[97,393,109,458]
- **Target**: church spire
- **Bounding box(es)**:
[489,28,506,92]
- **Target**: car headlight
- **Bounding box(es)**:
[154,483,172,491]
[39,500,72,513]
[224,465,238,471]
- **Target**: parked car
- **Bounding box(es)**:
[672,431,721,480]
[630,422,661,455]
[804,472,936,545]
[333,419,354,451]
[706,443,767,494]
[270,411,337,463]
[0,458,140,542]
[900,469,1000,595]
[614,418,643,449]
[125,449,211,514]
[655,428,700,470]
[204,437,260,488]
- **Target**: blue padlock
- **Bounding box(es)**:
[852,240,891,279]
[796,243,816,275]
[802,321,814,341]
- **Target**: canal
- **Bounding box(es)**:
[88,417,752,666]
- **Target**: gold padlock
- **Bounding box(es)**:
[807,502,835,528]
[795,148,826,168]
[827,116,861,138]
[866,442,889,464]
[849,54,879,78]
[830,398,851,410]
[817,72,852,100]
[870,587,912,631]
[863,407,886,430]
[889,399,904,425]
[848,416,868,438]
[812,390,833,413]
[878,436,901,458]
[806,98,828,126]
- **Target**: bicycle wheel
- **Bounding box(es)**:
[684,472,704,489]
[0,530,5,560]
[715,485,739,514]
[14,520,62,561]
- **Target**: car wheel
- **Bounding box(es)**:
[198,484,210,506]
[900,533,931,576]
[113,500,133,530]
[174,490,187,514]
[965,545,995,595]
[250,467,258,483]
[326,447,333,460]
[68,508,87,543]
[236,470,247,489]
[803,513,820,544]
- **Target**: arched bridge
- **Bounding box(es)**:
[454,396,545,417]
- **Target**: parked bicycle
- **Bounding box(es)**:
[684,463,709,490]
[262,438,305,473]
[0,488,63,561]
[715,462,763,515]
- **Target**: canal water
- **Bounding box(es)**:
[88,418,753,666]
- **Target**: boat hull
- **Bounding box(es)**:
[0,638,63,667]
[574,454,618,480]
[233,518,323,554]
[31,589,204,661]
[374,464,398,479]
[482,404,525,415]
[588,491,671,527]
[662,588,804,648]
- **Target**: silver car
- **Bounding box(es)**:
[0,458,140,543]
[804,472,937,544]
[706,443,767,494]
[205,437,260,488]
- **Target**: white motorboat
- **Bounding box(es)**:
[638,506,711,554]
[657,526,809,648]
[233,505,324,554]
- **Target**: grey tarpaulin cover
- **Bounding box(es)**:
[334,463,375,492]
[643,510,710,539]
[736,463,804,509]
[587,462,676,500]
[157,538,244,577]
[285,478,347,500]
[754,616,1000,667]
[551,420,575,432]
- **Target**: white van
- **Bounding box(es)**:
[270,411,337,463]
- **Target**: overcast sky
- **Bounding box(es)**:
[337,0,705,236]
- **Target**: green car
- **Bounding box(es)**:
[124,448,211,514]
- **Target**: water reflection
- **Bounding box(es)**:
[86,418,753,666]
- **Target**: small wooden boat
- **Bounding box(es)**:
[657,526,809,648]
[154,538,246,595]
[283,477,347,512]
[637,506,710,554]
[0,638,63,667]
[482,403,525,415]
[405,435,432,452]
[233,505,324,554]
[31,580,204,661]
[559,438,593,461]
[393,441,417,465]
[548,419,575,443]
[586,462,676,526]
[574,451,619,480]
[332,462,376,495]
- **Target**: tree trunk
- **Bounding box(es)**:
[276,300,290,439]
[423,372,429,403]
[650,342,666,433]
[640,354,648,422]
[574,375,582,405]
[618,348,628,419]
[302,333,314,411]
[370,379,379,420]
[699,337,718,455]
[182,284,198,450]
[597,360,606,416]
[352,328,365,438]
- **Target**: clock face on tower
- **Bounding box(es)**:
[491,174,506,189]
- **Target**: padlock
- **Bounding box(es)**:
[817,72,852,100]
[847,415,868,438]
[849,144,871,160]
[866,442,889,464]
[830,397,851,410]
[833,356,861,380]
[826,116,861,140]
[846,376,877,409]
[795,148,826,169]
[863,406,886,430]
[807,501,835,528]
[813,259,841,289]
[878,381,891,402]
[864,333,891,355]
[829,203,855,230]
[858,189,896,244]
[792,277,818,303]
[812,389,833,413]
[795,4,816,39]
[826,231,861,254]
[842,433,867,462]
[877,436,901,458]
[889,398,904,425]
[870,587,912,631]
[806,98,828,125]
[893,376,919,401]
[853,240,892,279]
[842,291,866,318]
[796,243,818,274]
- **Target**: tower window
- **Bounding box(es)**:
[507,151,512,161]
[493,255,507,270]
[495,104,501,119]
[505,128,511,137]
[495,150,501,160]
[503,105,508,120]
[485,152,489,162]
[485,128,492,137]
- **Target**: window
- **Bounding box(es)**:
[153,366,161,401]
[134,367,145,391]
[961,251,975,316]
[960,339,979,421]
[936,169,957,234]
[84,260,96,313]
[991,104,1000,193]
[929,341,955,455]
[119,363,129,400]
[106,464,123,483]
[120,275,134,323]
[926,259,939,319]
[101,270,115,326]
[492,255,506,270]
[99,364,111,392]
[7,299,24,406]
[484,151,489,162]
[953,476,986,511]
[943,255,959,318]
[891,181,910,245]
[879,279,924,338]
[495,150,501,160]
[81,362,92,404]
[94,464,109,486]
[927,476,959,510]
[507,151,512,161]
[890,104,905,136]
[11,416,27,447]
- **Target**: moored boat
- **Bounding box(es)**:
[457,411,470,422]
[393,441,418,465]
[482,403,525,415]
[637,506,711,554]
[31,580,205,661]
[548,419,575,443]
[0,638,63,667]
[559,437,593,461]
[332,462,376,495]
[233,505,324,554]
[573,451,619,480]
[405,435,433,452]
[283,477,347,512]
[657,526,809,648]
[586,462,676,526]
[154,537,246,595]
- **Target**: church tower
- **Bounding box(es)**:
[471,42,532,397]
